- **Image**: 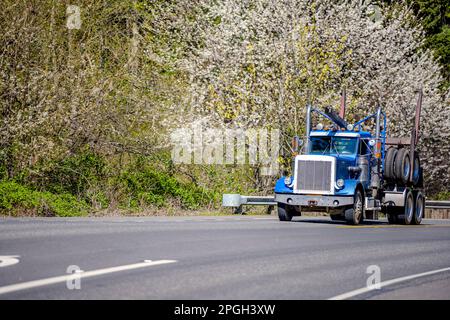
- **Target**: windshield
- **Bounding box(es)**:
[309,137,357,155]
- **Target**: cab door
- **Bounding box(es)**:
[357,138,371,189]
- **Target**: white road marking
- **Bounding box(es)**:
[329,266,450,300]
[0,256,20,268]
[0,259,177,295]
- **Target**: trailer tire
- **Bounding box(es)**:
[398,189,414,225]
[412,191,424,225]
[395,148,410,184]
[385,147,398,179]
[277,203,293,222]
[345,189,364,225]
[411,153,421,186]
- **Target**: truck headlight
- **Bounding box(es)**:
[284,176,292,186]
[336,179,345,189]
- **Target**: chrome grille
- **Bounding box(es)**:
[295,159,333,193]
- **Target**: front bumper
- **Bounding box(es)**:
[275,193,354,208]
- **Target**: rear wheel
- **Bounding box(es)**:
[345,189,364,225]
[385,147,398,180]
[398,189,414,225]
[412,191,424,225]
[411,153,420,186]
[277,203,294,221]
[395,148,410,185]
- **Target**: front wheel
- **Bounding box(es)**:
[277,203,294,221]
[330,214,345,221]
[345,189,364,225]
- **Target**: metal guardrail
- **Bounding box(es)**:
[222,194,276,214]
[222,194,450,212]
[426,201,450,209]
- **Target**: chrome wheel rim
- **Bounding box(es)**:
[415,195,423,223]
[355,193,363,222]
[413,158,420,180]
[405,193,414,223]
[403,161,410,180]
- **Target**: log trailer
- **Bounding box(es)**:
[274,90,424,225]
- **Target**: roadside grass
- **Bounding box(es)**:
[0,180,272,217]
[0,152,222,217]
[0,180,89,217]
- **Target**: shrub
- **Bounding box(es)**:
[118,164,215,210]
[0,180,88,216]
[434,191,450,201]
[26,150,106,196]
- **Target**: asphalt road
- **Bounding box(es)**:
[0,215,449,299]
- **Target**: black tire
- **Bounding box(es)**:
[277,203,293,221]
[398,189,414,225]
[387,212,398,224]
[412,191,424,225]
[345,189,364,225]
[411,153,420,186]
[395,148,410,184]
[384,205,400,224]
[330,214,345,221]
[418,167,424,188]
[384,147,398,179]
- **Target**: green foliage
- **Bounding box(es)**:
[118,161,215,210]
[1,0,448,216]
[381,0,449,87]
[0,181,89,217]
[407,0,450,87]
[428,25,450,86]
[408,0,448,34]
[0,161,6,180]
[435,191,450,200]
[3,148,235,214]
[27,150,106,196]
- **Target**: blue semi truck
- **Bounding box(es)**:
[275,91,424,225]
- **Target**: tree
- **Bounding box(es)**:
[409,0,450,88]
[173,0,449,193]
[0,0,176,177]
[382,0,450,88]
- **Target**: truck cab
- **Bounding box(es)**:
[275,129,374,224]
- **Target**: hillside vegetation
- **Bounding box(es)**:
[1,0,449,216]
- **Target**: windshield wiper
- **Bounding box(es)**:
[331,140,340,156]
[321,143,331,155]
